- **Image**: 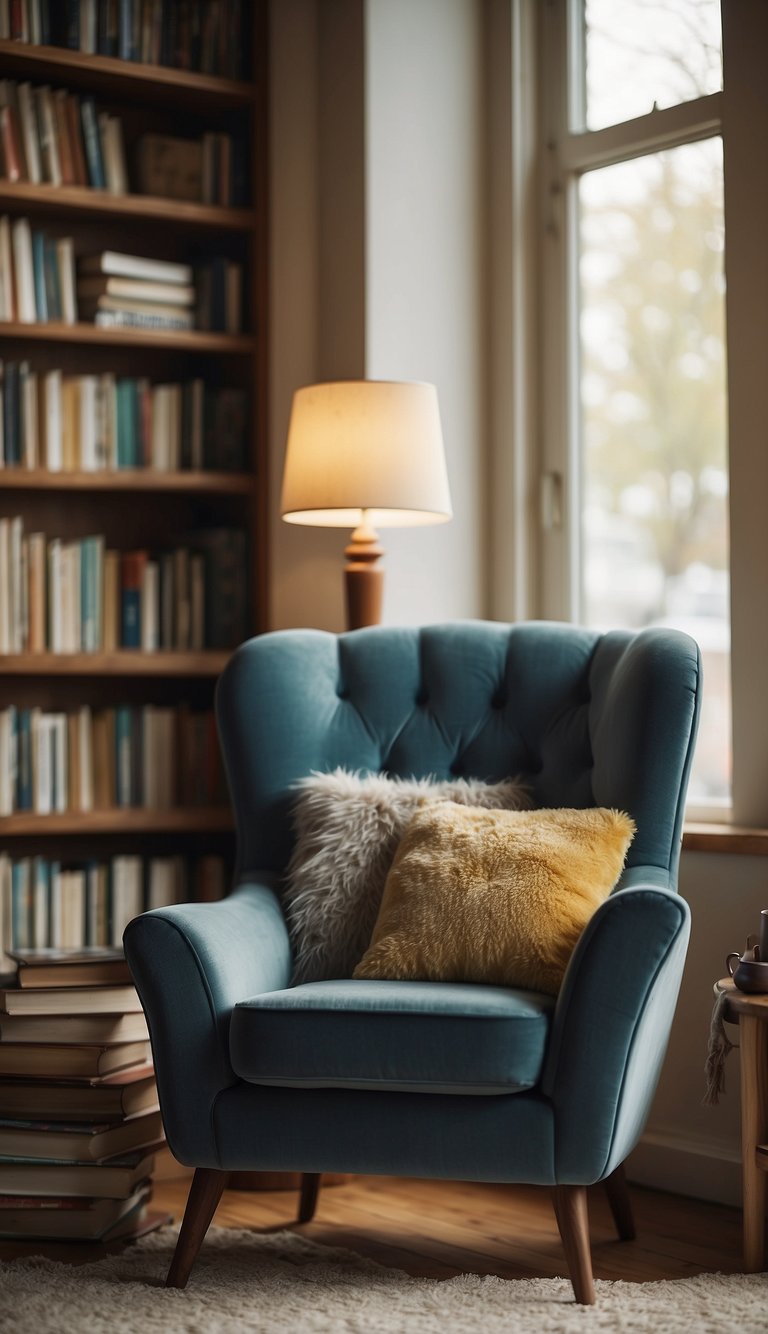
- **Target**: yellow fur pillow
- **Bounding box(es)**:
[353,803,635,995]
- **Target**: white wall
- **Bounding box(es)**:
[364,0,487,624]
[270,0,488,631]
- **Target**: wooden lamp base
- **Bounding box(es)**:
[344,519,384,630]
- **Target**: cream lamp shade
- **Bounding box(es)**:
[280,380,452,629]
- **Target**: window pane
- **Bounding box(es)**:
[584,0,722,132]
[579,138,729,804]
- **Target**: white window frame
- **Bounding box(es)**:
[507,0,768,826]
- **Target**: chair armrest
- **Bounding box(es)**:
[123,875,291,1167]
[540,876,690,1183]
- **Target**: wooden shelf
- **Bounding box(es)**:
[0,40,256,110]
[0,468,253,494]
[0,181,256,232]
[683,823,768,856]
[0,321,257,354]
[0,652,231,677]
[1,808,234,836]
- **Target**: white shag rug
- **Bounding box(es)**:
[0,1225,765,1334]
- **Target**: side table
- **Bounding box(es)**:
[715,978,768,1270]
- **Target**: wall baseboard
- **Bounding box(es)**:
[627,1128,742,1208]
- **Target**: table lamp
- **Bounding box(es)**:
[280,380,452,630]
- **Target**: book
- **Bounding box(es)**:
[79,251,193,285]
[0,1066,158,1122]
[79,295,195,320]
[0,1011,149,1048]
[0,1040,151,1079]
[0,1182,151,1239]
[93,308,195,331]
[0,1146,157,1199]
[11,947,132,989]
[137,132,203,202]
[120,550,146,647]
[77,276,196,306]
[11,216,35,322]
[80,96,105,189]
[0,984,143,1016]
[0,1107,163,1162]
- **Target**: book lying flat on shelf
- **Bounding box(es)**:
[12,952,132,989]
[77,277,196,306]
[0,1041,151,1079]
[0,1067,158,1123]
[79,251,193,285]
[0,1182,151,1240]
[0,984,143,1017]
[0,1011,150,1045]
[0,1107,164,1162]
[0,1147,159,1200]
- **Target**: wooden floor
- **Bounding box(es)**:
[0,1173,743,1281]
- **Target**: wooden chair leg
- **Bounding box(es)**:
[166,1168,229,1289]
[553,1184,596,1305]
[298,1172,322,1223]
[603,1163,636,1241]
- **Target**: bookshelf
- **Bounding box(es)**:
[0,4,268,938]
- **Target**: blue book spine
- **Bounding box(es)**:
[115,706,133,807]
[118,0,135,60]
[129,382,140,467]
[121,588,141,648]
[8,706,17,812]
[31,232,48,324]
[44,239,62,322]
[11,862,32,951]
[81,537,96,652]
[116,380,133,468]
[80,98,106,189]
[17,709,31,811]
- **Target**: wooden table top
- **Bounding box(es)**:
[715,976,768,1018]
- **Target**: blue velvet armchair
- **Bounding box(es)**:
[124,620,701,1304]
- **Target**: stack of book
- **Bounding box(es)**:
[0,855,226,965]
[77,251,195,332]
[0,948,167,1243]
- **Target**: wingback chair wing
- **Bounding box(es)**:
[124,620,701,1305]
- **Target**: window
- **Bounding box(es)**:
[538,0,729,812]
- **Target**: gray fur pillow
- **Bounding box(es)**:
[284,768,531,984]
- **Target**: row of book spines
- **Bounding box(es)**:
[1,852,227,961]
[0,704,225,814]
[0,81,245,207]
[0,366,247,472]
[0,525,249,653]
[1,0,247,81]
[1,218,244,331]
[0,216,76,323]
[0,78,127,193]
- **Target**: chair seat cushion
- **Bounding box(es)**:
[229,979,555,1095]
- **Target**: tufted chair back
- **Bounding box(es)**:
[216,620,700,889]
